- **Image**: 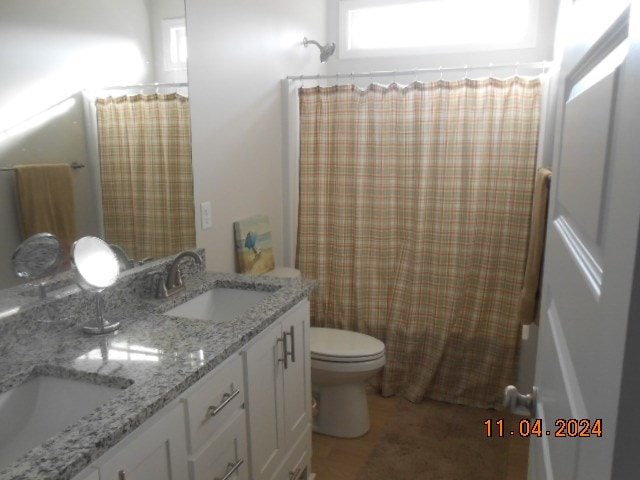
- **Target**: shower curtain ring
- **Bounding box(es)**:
[336,73,339,86]
[515,62,520,77]
[439,66,443,81]
[464,65,469,79]
[350,72,354,86]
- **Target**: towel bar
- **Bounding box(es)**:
[0,161,85,171]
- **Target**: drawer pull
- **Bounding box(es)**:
[205,388,240,421]
[289,466,302,480]
[214,458,244,480]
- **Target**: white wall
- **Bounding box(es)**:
[0,0,154,127]
[325,0,559,75]
[185,0,327,272]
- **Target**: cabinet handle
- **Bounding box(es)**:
[214,458,244,480]
[118,471,126,480]
[205,387,240,421]
[286,325,296,364]
[277,335,288,369]
[278,326,296,370]
[289,466,302,480]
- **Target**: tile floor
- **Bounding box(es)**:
[311,393,529,480]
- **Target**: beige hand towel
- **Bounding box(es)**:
[517,167,552,325]
[14,164,77,259]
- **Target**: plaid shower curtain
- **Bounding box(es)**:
[297,78,541,408]
[96,93,195,261]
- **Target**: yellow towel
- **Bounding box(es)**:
[14,164,77,260]
[517,167,552,325]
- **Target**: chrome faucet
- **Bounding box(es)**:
[156,250,203,298]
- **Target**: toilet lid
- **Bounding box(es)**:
[310,327,385,362]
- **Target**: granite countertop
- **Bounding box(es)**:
[0,270,315,480]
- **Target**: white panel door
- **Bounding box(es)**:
[281,301,311,449]
[530,0,640,478]
[244,324,285,480]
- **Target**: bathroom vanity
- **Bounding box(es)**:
[0,254,315,480]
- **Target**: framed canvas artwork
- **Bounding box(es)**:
[233,214,275,275]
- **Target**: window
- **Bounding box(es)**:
[339,0,538,58]
[162,18,188,71]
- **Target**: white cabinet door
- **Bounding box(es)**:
[245,321,285,480]
[98,404,188,480]
[530,0,640,478]
[281,302,310,453]
[245,300,311,480]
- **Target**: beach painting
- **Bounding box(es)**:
[233,214,275,275]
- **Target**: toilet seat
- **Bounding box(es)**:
[311,327,385,363]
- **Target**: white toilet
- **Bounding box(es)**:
[311,327,386,438]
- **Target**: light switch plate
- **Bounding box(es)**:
[200,201,212,229]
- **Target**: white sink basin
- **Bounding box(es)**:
[0,375,125,468]
[163,288,271,321]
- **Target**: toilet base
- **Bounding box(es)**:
[312,383,370,438]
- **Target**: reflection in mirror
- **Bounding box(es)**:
[71,236,121,334]
[0,0,194,290]
[12,233,63,281]
[110,244,136,272]
[76,341,163,364]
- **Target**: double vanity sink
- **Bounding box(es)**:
[0,261,314,480]
[163,288,272,322]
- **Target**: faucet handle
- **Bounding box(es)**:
[174,266,185,287]
[147,271,169,299]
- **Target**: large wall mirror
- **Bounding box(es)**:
[0,0,194,289]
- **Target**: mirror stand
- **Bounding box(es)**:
[82,292,120,335]
[71,236,121,335]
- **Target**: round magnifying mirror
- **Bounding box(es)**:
[71,236,120,291]
[12,232,64,281]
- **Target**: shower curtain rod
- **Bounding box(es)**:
[286,61,551,82]
[91,82,188,91]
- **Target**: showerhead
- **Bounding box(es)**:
[303,37,336,63]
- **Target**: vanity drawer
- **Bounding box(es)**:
[188,411,249,480]
[182,354,245,453]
